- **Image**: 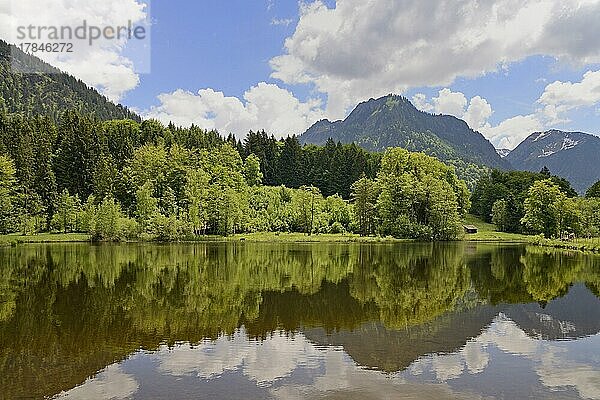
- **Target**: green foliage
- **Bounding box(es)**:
[291,186,324,235]
[587,180,600,199]
[471,169,578,233]
[521,180,580,237]
[351,176,378,236]
[90,196,127,241]
[0,154,16,233]
[243,153,263,186]
[50,189,80,233]
[491,199,508,232]
[375,148,466,240]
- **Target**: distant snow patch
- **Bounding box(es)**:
[533,131,552,142]
[538,149,556,158]
[496,148,511,158]
[561,137,580,151]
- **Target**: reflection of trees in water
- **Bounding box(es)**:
[521,246,600,303]
[0,243,599,398]
[348,243,472,329]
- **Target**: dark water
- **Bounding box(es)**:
[0,242,599,399]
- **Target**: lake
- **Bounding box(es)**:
[1,242,599,399]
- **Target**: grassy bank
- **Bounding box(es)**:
[530,236,600,253]
[461,215,530,242]
[1,216,531,246]
[0,233,91,246]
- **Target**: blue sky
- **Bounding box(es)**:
[3,0,600,149]
[123,1,300,108]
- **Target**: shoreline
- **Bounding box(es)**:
[0,231,530,246]
[2,232,598,253]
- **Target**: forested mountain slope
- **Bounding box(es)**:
[0,39,139,121]
[300,95,511,179]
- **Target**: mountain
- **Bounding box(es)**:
[506,130,600,193]
[0,39,140,121]
[300,94,511,171]
[496,148,511,158]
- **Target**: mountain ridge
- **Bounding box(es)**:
[506,129,600,193]
[300,94,510,172]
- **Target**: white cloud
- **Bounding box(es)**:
[271,0,600,119]
[432,89,468,117]
[1,0,149,102]
[412,89,493,131]
[271,18,293,27]
[144,82,325,138]
[464,96,494,133]
[538,70,600,124]
[481,114,544,149]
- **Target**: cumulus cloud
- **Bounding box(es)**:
[271,0,600,119]
[1,0,149,102]
[480,69,600,149]
[481,114,544,149]
[412,89,493,132]
[144,82,325,138]
[538,70,600,124]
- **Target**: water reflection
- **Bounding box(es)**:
[0,243,598,399]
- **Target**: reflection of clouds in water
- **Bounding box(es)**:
[270,348,481,400]
[537,345,600,400]
[56,365,138,400]
[158,331,248,378]
[431,354,464,381]
[462,341,489,374]
[409,315,600,399]
[242,333,321,385]
[157,328,320,386]
[157,328,480,399]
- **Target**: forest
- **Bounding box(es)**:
[471,168,600,238]
[0,108,598,242]
[0,109,469,240]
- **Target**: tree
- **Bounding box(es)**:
[375,148,466,240]
[135,181,158,233]
[184,169,210,235]
[521,179,579,237]
[294,186,323,235]
[351,176,378,236]
[243,153,263,186]
[51,189,79,233]
[91,196,124,241]
[586,181,600,199]
[0,155,16,233]
[491,199,508,232]
[471,169,578,233]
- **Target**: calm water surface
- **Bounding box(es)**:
[0,242,599,399]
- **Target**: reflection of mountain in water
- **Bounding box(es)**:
[304,305,498,372]
[0,243,599,398]
[304,282,600,373]
[505,283,600,340]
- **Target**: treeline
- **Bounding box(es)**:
[471,168,600,238]
[0,110,469,240]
